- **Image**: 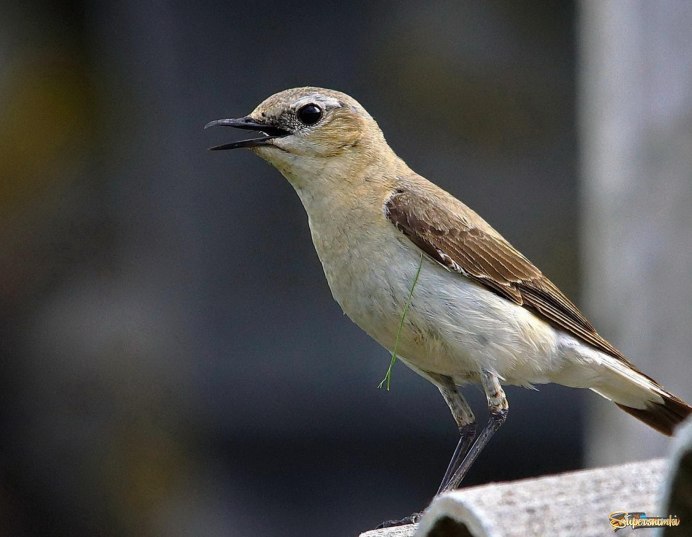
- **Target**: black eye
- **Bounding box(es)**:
[297,103,322,125]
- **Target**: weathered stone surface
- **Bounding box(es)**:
[360,459,669,537]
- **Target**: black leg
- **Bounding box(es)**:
[439,408,507,492]
[376,512,422,529]
[436,422,477,494]
[440,370,509,492]
[373,371,508,529]
[376,372,475,529]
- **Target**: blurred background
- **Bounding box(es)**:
[1,1,690,536]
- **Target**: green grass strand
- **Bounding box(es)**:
[378,252,424,391]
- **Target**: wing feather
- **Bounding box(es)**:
[385,187,626,361]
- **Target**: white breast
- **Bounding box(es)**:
[306,208,562,387]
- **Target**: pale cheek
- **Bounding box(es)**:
[253,145,290,165]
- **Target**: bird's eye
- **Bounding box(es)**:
[297,104,322,125]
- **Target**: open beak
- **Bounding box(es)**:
[204,117,290,150]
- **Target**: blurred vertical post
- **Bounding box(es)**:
[579,1,692,465]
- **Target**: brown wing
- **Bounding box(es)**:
[385,187,626,361]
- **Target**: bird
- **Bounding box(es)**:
[206,87,691,526]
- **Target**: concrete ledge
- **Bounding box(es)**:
[361,459,668,537]
[362,417,692,537]
[415,459,666,537]
[361,526,417,537]
[660,419,692,536]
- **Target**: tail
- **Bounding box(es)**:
[590,357,692,436]
[615,394,691,436]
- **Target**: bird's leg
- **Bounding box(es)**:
[376,371,507,529]
[439,370,508,492]
[433,375,477,495]
[376,373,474,529]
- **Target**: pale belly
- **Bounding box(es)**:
[317,231,562,387]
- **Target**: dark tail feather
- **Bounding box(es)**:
[617,392,692,436]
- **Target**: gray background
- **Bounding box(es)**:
[2,2,687,536]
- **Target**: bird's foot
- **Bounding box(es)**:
[376,512,421,528]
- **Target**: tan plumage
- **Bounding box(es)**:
[206,87,691,515]
[383,181,690,435]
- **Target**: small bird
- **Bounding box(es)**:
[206,87,691,525]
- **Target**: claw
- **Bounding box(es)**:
[375,511,421,529]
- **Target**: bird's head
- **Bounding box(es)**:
[205,87,391,184]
